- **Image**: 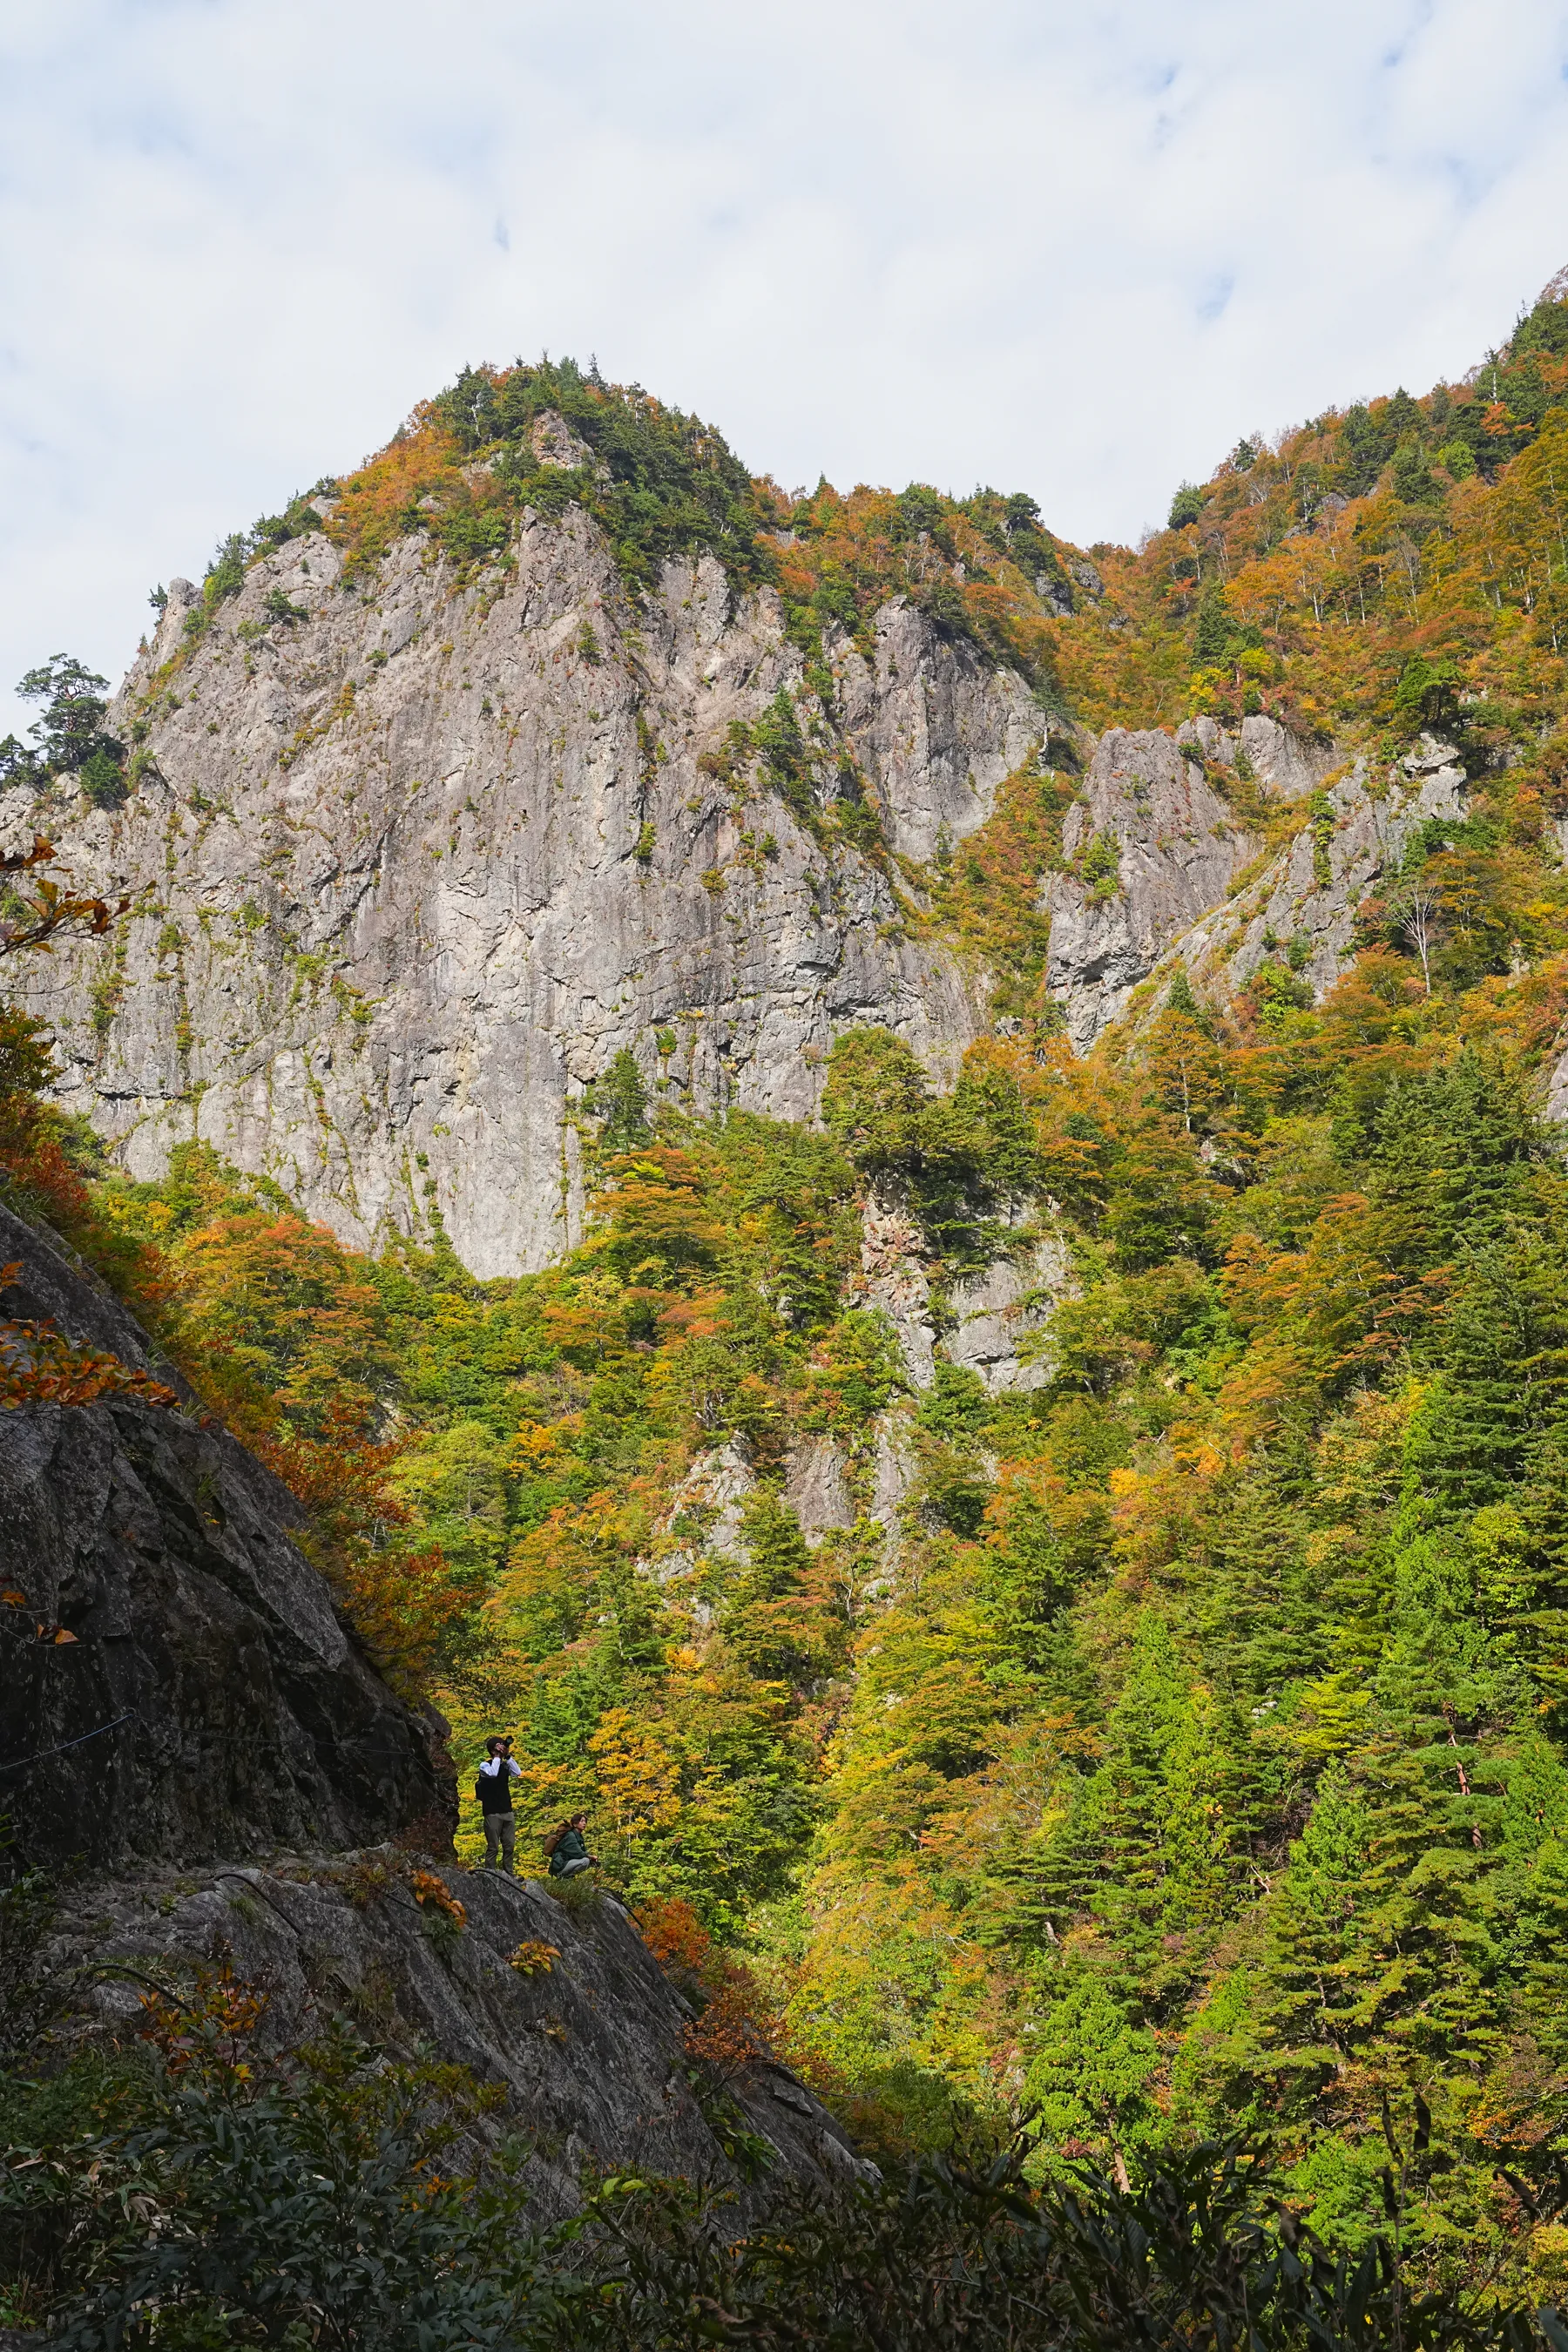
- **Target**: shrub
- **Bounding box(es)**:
[77,747,126,809]
[821,1026,927,1165]
[1168,483,1205,529]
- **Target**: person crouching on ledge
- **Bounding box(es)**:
[476,1735,523,1872]
[544,1812,598,1879]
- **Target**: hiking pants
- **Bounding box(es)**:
[483,1813,516,1873]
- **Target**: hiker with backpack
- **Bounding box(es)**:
[544,1812,598,1880]
[476,1734,523,1872]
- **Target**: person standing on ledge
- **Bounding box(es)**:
[476,1735,523,1872]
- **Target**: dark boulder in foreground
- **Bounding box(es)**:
[0,1200,452,1871]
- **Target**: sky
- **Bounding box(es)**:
[3,0,1568,737]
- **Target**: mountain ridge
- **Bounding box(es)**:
[5,485,1040,1274]
[11,281,1568,1257]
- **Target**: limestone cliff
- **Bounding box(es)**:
[8,506,1040,1277]
[2,467,1510,1293]
[1038,717,1478,1050]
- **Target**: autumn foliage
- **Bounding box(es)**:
[10,284,1568,2306]
[637,1896,776,2083]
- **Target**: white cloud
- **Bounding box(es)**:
[2,0,1566,733]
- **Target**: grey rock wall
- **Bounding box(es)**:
[46,1855,864,2221]
[7,469,1508,1281]
[783,1436,855,1538]
[1044,728,1262,1047]
[0,1203,450,1871]
[1178,711,1340,800]
[1174,733,1470,1008]
[1041,721,1475,1047]
[852,1176,937,1388]
[9,510,1040,1277]
[947,1226,1074,1392]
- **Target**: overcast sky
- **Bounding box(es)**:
[3,0,1568,736]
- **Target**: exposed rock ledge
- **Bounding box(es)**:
[44,1854,865,2219]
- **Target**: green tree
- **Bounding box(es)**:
[1193,586,1230,662]
[821,1027,928,1166]
[15,653,125,794]
[1167,484,1204,530]
[1247,1761,1374,2113]
[590,1048,652,1151]
[1023,1968,1161,2183]
[723,1490,837,1685]
[1103,1120,1215,1269]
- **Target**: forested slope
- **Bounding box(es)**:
[6,274,1568,2304]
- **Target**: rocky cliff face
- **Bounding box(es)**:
[9,502,1040,1277]
[1043,727,1265,1051]
[1039,717,1475,1049]
[46,1855,862,2220]
[4,466,1511,1286]
[0,1203,450,1871]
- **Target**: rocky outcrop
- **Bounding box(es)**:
[946,1226,1074,1392]
[868,1414,917,1532]
[1178,712,1340,801]
[783,1437,855,1540]
[8,470,1462,1270]
[1042,720,1472,1046]
[853,1178,936,1388]
[1175,733,1470,1007]
[10,511,1041,1277]
[45,1854,864,2219]
[1043,729,1261,1047]
[646,1439,756,1619]
[0,1202,450,1872]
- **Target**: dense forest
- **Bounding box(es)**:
[8,274,1568,2328]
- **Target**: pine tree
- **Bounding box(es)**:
[1404,1237,1568,1516]
[1246,1761,1373,2117]
[1193,586,1230,661]
[1064,1620,1248,1997]
[1023,1966,1161,2184]
[592,1047,652,1151]
[1350,1729,1505,2089]
[1366,1050,1545,1266]
[1495,1724,1568,2062]
[1192,1462,1326,1702]
[721,1490,835,1685]
[1515,1835,1568,2063]
[1511,1409,1568,1724]
[1337,1543,1514,2096]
